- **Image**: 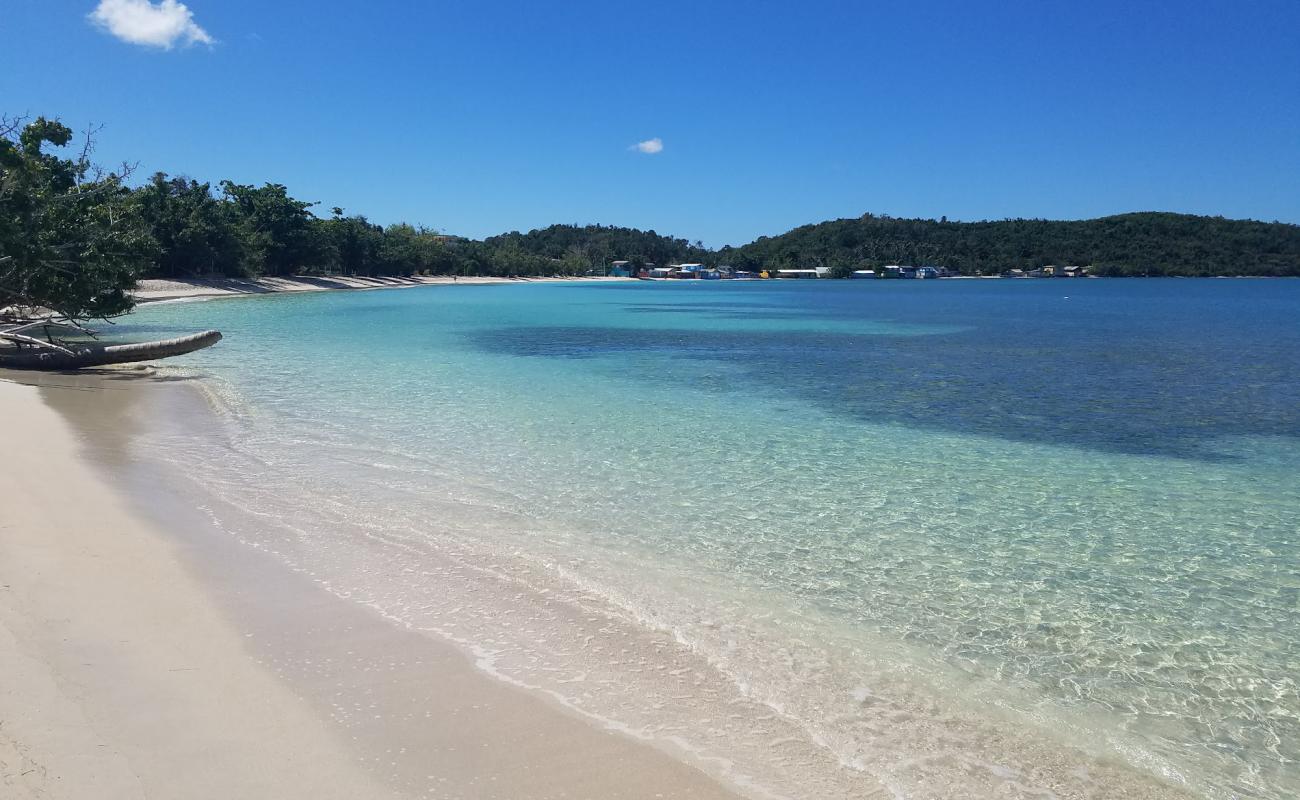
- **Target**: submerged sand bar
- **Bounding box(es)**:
[0,378,740,799]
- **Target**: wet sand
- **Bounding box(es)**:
[0,374,741,800]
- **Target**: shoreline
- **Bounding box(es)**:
[131,274,1300,305]
[134,274,636,303]
[0,375,743,800]
[129,273,1297,306]
[0,377,391,799]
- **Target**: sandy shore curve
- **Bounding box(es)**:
[0,377,741,800]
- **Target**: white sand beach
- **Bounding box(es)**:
[0,377,740,800]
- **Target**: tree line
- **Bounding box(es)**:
[92,173,715,281]
[5,114,1299,323]
[133,175,706,280]
[2,115,708,320]
[720,212,1300,277]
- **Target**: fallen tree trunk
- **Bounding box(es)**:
[0,330,222,370]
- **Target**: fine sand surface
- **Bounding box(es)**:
[135,275,635,303]
[0,377,741,800]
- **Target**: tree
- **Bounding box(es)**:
[219,181,324,276]
[318,214,383,275]
[1,116,152,323]
[559,245,590,275]
[133,173,248,277]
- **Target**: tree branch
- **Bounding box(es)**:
[0,331,78,355]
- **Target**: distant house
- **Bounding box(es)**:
[610,260,633,277]
[881,265,904,279]
[660,263,702,279]
[916,267,939,279]
[850,269,877,279]
[648,266,676,278]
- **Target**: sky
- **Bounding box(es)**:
[4,1,1299,246]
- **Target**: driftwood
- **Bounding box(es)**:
[0,315,100,338]
[0,330,222,370]
[0,331,79,356]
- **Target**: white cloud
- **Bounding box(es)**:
[631,137,664,155]
[89,0,214,49]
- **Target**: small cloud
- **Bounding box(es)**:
[630,137,664,155]
[89,0,214,49]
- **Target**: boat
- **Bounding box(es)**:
[0,330,222,370]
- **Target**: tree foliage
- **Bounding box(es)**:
[482,224,710,270]
[132,173,247,277]
[724,212,1300,276]
[217,181,325,277]
[1,116,152,321]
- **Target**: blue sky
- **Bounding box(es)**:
[5,1,1299,246]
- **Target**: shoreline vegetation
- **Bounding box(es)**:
[4,113,1300,342]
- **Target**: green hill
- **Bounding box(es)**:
[719,212,1300,277]
[484,224,710,269]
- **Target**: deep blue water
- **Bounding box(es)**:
[474,279,1300,461]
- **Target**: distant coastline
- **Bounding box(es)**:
[133,275,635,303]
[132,272,1296,306]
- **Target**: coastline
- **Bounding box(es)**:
[0,376,743,800]
[129,274,1295,308]
[134,274,636,303]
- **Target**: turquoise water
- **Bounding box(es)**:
[128,280,1300,799]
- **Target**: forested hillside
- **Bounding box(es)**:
[721,213,1300,276]
[128,176,711,279]
[484,225,709,271]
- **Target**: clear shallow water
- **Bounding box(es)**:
[128,279,1300,798]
